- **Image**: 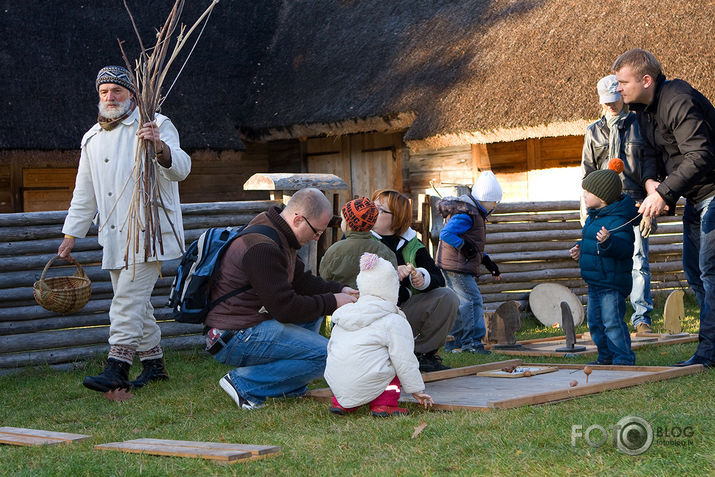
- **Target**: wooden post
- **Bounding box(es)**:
[243,173,348,272]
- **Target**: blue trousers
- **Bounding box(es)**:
[682,195,715,361]
[587,285,635,365]
[630,225,653,327]
[212,317,327,405]
[442,270,485,351]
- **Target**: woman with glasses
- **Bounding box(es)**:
[370,189,459,372]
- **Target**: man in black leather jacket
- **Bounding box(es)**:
[613,49,715,368]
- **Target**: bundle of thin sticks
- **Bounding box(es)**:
[116,0,220,270]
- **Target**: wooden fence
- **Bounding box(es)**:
[0,200,279,372]
[0,199,689,372]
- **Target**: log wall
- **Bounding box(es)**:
[0,199,689,371]
[0,200,279,372]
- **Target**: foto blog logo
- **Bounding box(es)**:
[571,415,654,456]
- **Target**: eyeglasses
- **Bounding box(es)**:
[377,207,392,215]
[299,214,324,237]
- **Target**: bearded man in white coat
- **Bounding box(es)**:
[58,65,191,393]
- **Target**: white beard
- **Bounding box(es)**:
[98,97,133,119]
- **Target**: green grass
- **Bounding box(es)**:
[0,293,712,476]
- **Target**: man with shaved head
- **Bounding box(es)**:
[204,188,358,410]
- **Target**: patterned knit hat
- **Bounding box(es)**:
[342,197,379,232]
[582,159,624,205]
[96,66,135,93]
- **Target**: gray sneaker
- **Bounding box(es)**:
[219,374,263,410]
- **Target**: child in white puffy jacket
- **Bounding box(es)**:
[325,252,433,417]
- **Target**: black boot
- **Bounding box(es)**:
[83,358,131,392]
[130,358,169,389]
[417,350,451,373]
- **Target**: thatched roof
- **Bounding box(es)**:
[238,0,715,150]
[0,1,281,150]
[2,1,713,153]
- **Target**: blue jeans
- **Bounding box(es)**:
[587,285,635,365]
[212,317,327,405]
[682,195,715,361]
[630,225,653,327]
[442,270,485,351]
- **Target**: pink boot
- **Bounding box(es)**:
[370,405,409,417]
[369,376,408,417]
[330,396,358,415]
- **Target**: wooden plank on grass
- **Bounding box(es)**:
[95,438,281,463]
[402,360,703,411]
[487,364,703,409]
[0,427,90,446]
[132,438,281,456]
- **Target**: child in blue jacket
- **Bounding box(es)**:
[570,160,638,365]
[435,171,502,354]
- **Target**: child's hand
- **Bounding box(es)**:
[397,265,411,281]
[569,244,580,260]
[596,226,610,243]
[407,263,425,288]
[412,392,434,408]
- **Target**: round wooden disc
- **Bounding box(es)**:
[529,283,584,327]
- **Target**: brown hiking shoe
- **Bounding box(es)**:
[636,323,653,333]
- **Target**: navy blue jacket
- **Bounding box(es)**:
[578,194,638,294]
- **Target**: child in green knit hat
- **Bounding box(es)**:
[569,159,639,365]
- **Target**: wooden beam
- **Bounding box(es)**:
[472,144,490,170]
[243,173,348,191]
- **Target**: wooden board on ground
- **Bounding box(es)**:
[663,289,684,334]
[476,365,557,378]
[95,438,281,463]
[0,427,90,446]
[308,359,703,411]
[487,332,698,357]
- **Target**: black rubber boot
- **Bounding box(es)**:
[130,358,169,389]
[83,358,131,392]
[417,351,451,373]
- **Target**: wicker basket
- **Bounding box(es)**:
[33,256,92,314]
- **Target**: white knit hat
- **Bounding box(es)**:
[472,171,503,202]
[356,253,399,304]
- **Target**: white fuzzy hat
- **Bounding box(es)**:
[472,170,503,202]
[356,253,399,304]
